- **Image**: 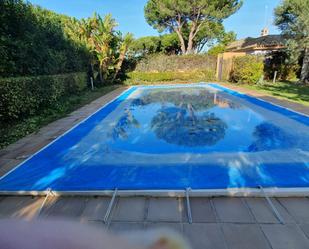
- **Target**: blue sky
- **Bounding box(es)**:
[28,0,281,39]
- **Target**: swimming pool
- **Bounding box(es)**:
[0,83,308,195]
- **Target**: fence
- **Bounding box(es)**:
[216,52,246,81]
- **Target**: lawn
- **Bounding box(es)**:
[226,81,309,106]
[0,85,119,149]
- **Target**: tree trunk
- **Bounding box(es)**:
[112,52,126,82]
[99,66,103,83]
[187,26,196,54]
[300,47,309,84]
[175,29,187,54]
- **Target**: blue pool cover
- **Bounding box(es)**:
[0,83,308,191]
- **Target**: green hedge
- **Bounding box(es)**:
[0,72,87,121]
[126,70,215,84]
[0,0,89,77]
[230,55,264,84]
[134,54,217,72]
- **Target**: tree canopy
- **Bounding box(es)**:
[275,0,309,83]
[144,0,242,54]
[65,13,134,83]
[207,31,236,55]
[129,33,180,56]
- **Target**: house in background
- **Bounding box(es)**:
[216,28,286,81]
[225,28,285,55]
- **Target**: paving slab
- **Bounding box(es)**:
[300,224,309,239]
[245,198,279,224]
[147,197,183,222]
[81,197,110,222]
[212,198,255,223]
[222,224,271,249]
[108,222,144,233]
[112,197,146,222]
[189,198,217,223]
[0,159,21,177]
[40,197,87,219]
[145,222,183,233]
[277,198,309,223]
[183,223,227,249]
[270,198,295,224]
[262,224,309,249]
[0,196,43,219]
[82,220,108,230]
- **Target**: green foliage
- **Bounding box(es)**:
[144,0,242,54]
[130,33,180,56]
[264,51,300,81]
[66,13,134,83]
[126,70,215,84]
[275,0,309,83]
[134,54,217,72]
[130,36,161,55]
[207,31,236,55]
[113,33,134,81]
[183,21,227,53]
[160,33,181,54]
[0,0,90,77]
[128,53,217,85]
[230,56,264,84]
[0,72,87,122]
[0,1,131,82]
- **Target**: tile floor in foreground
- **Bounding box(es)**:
[0,196,309,249]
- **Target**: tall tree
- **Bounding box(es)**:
[129,33,180,56]
[144,0,242,54]
[112,32,134,82]
[207,31,236,55]
[91,14,118,82]
[275,0,309,83]
[66,13,132,83]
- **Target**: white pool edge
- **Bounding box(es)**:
[0,187,308,197]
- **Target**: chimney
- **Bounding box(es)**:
[261,27,269,36]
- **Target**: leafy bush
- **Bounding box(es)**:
[134,54,217,72]
[126,70,215,84]
[0,0,89,77]
[264,51,300,81]
[0,72,87,122]
[230,55,264,84]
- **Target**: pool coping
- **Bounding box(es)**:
[0,187,309,197]
[0,83,308,197]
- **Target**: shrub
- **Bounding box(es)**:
[0,0,89,78]
[230,55,264,84]
[0,72,87,121]
[126,69,215,85]
[264,51,300,81]
[134,54,217,72]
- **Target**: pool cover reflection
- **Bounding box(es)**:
[0,84,308,191]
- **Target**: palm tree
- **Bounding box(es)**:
[112,32,134,82]
[92,14,117,83]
